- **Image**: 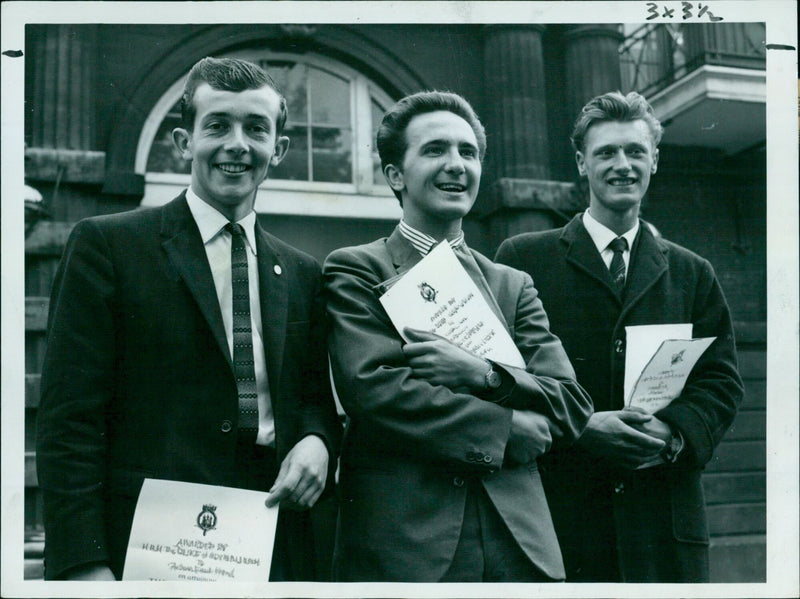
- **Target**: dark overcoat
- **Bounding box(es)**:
[323,227,593,581]
[37,194,342,580]
[495,214,743,582]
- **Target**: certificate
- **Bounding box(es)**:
[626,331,716,413]
[122,479,278,582]
[379,241,525,368]
[624,323,693,403]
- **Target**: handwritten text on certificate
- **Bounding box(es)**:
[122,479,278,582]
[379,242,525,368]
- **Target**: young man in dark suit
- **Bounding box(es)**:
[324,91,592,582]
[36,57,342,581]
[495,91,743,582]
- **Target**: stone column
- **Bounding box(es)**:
[25,25,106,221]
[482,25,550,182]
[28,24,97,150]
[563,25,624,128]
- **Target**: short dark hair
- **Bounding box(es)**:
[570,91,663,153]
[180,57,288,135]
[377,91,487,202]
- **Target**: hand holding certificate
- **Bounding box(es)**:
[122,479,278,582]
[378,242,525,368]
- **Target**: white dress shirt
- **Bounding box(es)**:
[186,189,274,446]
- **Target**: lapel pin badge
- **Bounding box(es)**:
[273,264,282,276]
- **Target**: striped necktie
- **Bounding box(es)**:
[226,223,258,440]
[608,236,628,293]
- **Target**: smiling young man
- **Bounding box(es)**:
[323,91,592,582]
[495,91,743,582]
[36,57,341,581]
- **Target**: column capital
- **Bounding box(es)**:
[563,24,624,43]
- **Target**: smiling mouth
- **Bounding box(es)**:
[216,163,250,174]
[608,177,636,186]
[436,182,467,193]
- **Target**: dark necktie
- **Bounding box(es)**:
[608,236,628,293]
[226,223,258,440]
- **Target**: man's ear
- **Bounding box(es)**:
[384,163,405,192]
[270,136,290,166]
[575,151,587,177]
[172,128,193,161]
[651,147,659,175]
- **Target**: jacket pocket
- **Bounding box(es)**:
[670,469,710,545]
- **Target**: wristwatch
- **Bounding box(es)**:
[484,361,502,390]
[661,429,684,463]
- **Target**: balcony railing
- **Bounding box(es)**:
[620,23,766,96]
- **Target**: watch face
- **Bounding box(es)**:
[486,369,502,389]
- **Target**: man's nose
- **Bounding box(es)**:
[224,125,248,153]
[612,150,631,171]
[443,149,465,173]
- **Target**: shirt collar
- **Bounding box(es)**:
[583,209,639,254]
[398,219,465,256]
[186,188,258,254]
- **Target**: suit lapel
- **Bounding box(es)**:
[460,249,511,332]
[622,221,669,312]
[255,222,287,402]
[370,226,423,295]
[562,214,621,302]
[160,194,231,367]
[385,226,423,275]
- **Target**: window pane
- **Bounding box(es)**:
[268,61,308,124]
[271,125,308,181]
[146,105,190,174]
[312,127,351,183]
[309,68,350,126]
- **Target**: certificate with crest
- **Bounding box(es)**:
[122,479,278,582]
[378,241,525,368]
[624,324,716,413]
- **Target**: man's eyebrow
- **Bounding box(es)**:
[593,141,648,152]
[592,143,617,153]
[201,111,230,120]
[421,138,478,149]
[200,111,271,122]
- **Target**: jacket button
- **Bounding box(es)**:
[614,482,625,494]
[220,420,233,433]
[483,455,493,464]
[453,477,465,488]
[614,339,624,353]
[466,451,475,461]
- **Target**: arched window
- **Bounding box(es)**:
[136,49,400,220]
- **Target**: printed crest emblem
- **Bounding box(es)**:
[197,504,217,536]
[418,282,438,304]
[670,349,686,366]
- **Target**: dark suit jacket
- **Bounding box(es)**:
[323,227,592,581]
[495,214,743,582]
[36,193,342,580]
